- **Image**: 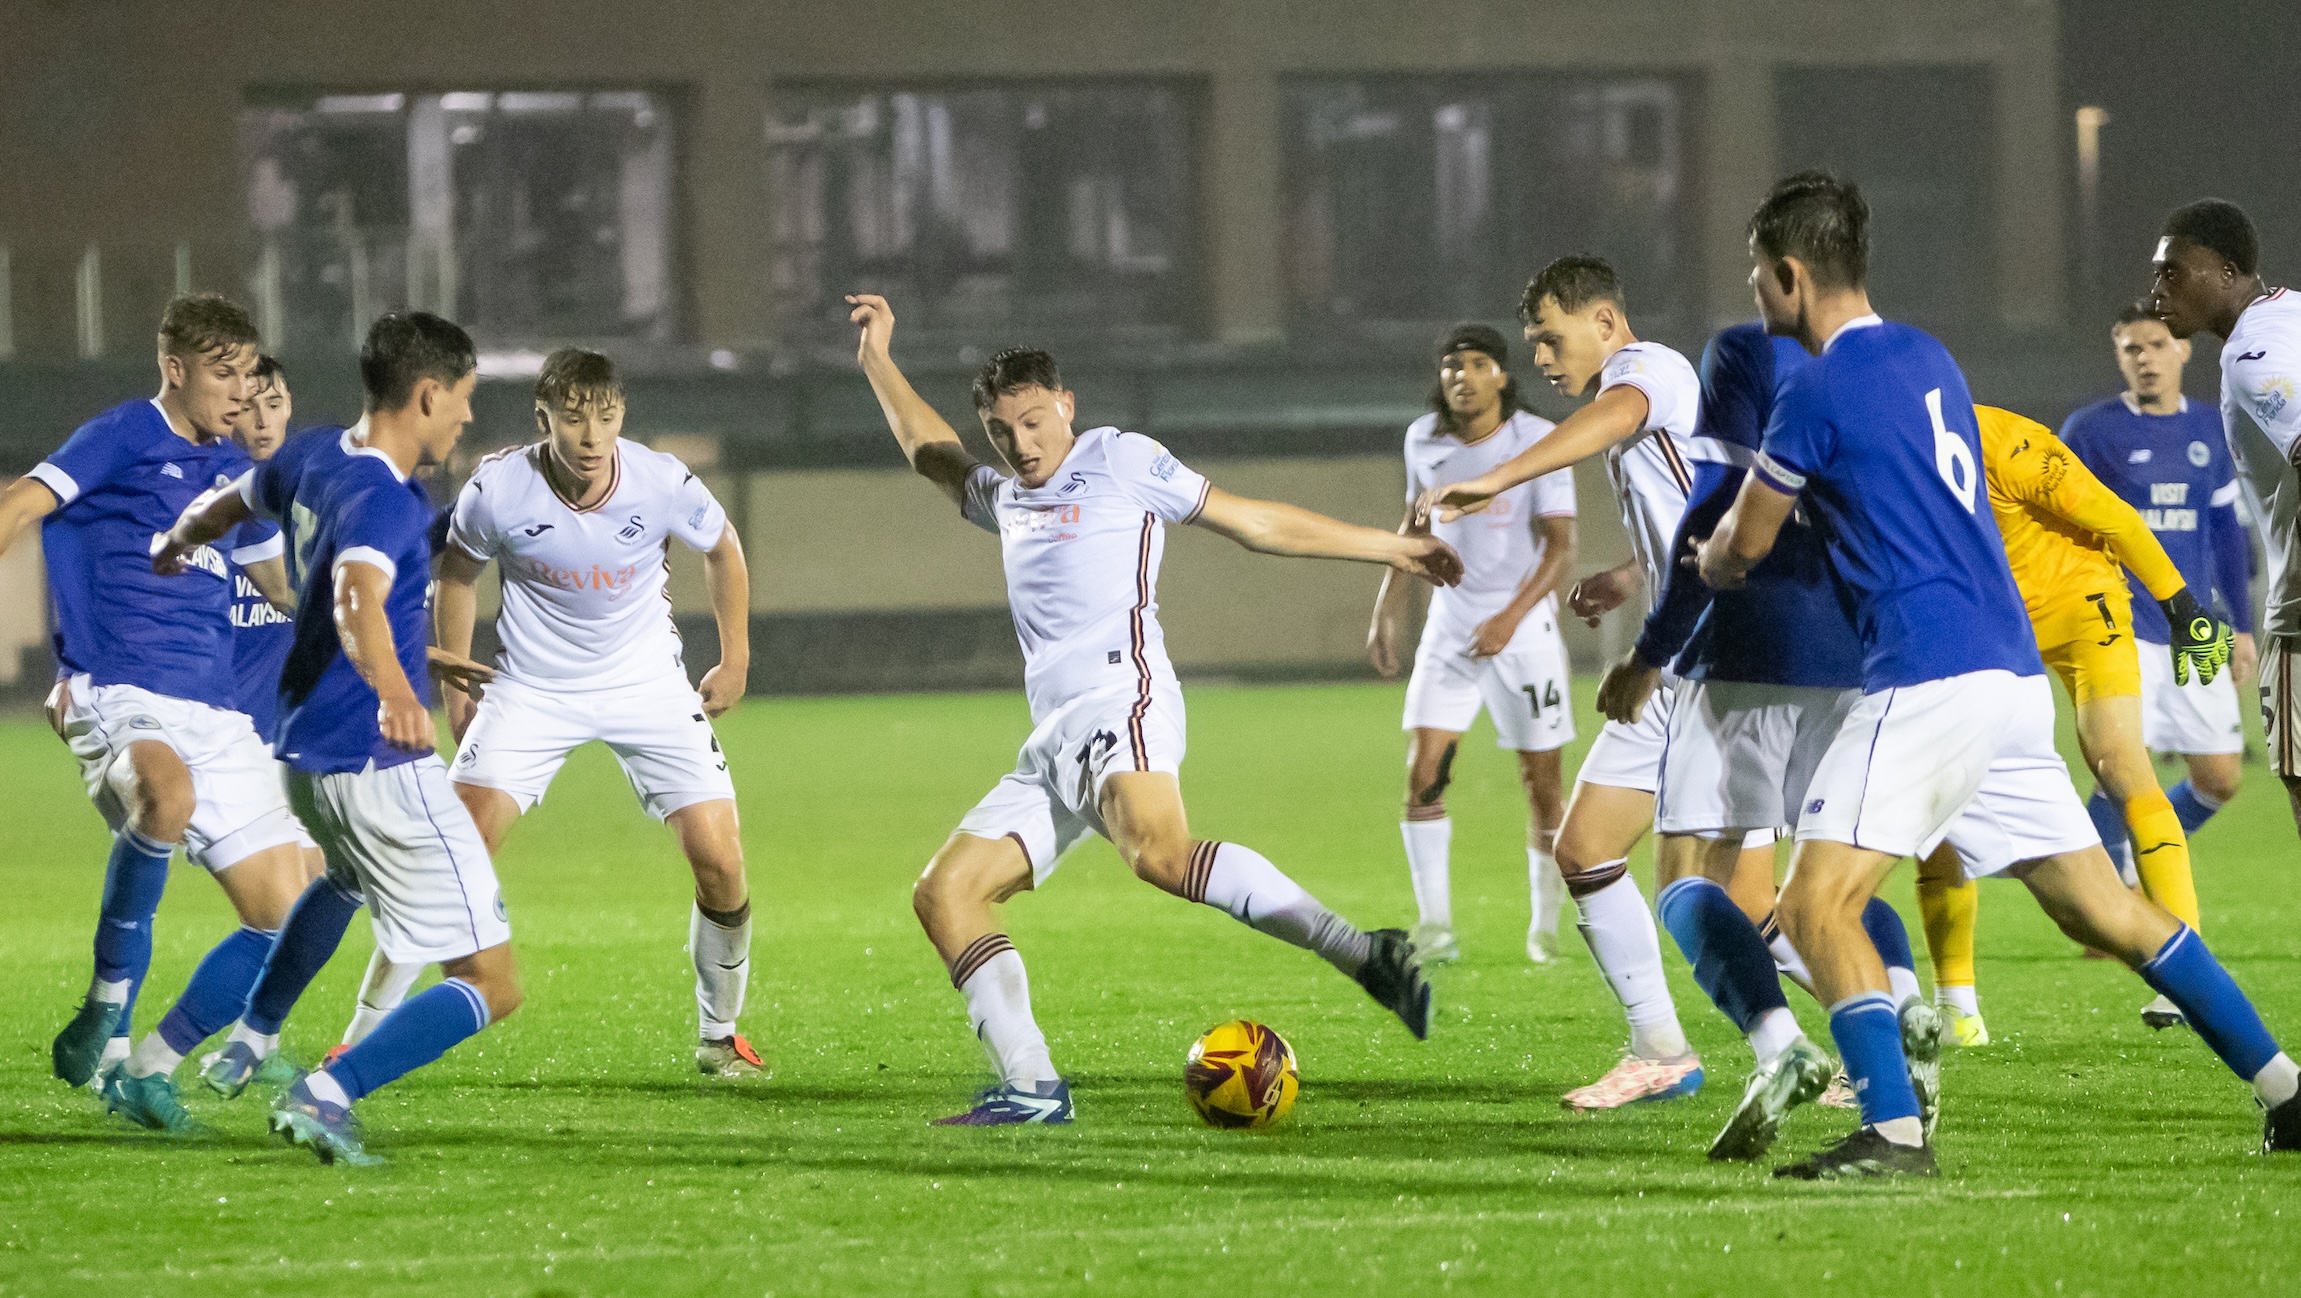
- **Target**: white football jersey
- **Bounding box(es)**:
[1595,341,1699,592]
[2219,288,2301,637]
[960,427,1211,723]
[1403,410,1576,654]
[447,441,728,690]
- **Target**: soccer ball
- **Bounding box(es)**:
[1184,1020,1298,1129]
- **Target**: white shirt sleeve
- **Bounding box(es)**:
[667,471,729,551]
[960,464,1005,533]
[444,474,497,563]
[1598,346,1693,436]
[2226,345,2301,457]
[1108,432,1212,525]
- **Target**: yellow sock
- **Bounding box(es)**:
[1915,846,1978,989]
[2126,790,2201,931]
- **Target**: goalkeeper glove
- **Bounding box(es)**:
[2160,587,2234,686]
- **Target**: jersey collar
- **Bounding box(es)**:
[2118,392,2191,416]
[1822,314,1884,352]
[341,418,409,483]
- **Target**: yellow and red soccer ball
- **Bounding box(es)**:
[1184,1020,1298,1129]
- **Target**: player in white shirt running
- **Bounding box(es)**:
[849,292,1458,1125]
[1369,324,1578,966]
[2151,198,2301,845]
[1418,257,1774,1112]
[343,348,763,1077]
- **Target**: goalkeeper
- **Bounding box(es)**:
[1917,406,2234,1045]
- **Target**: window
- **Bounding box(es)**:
[239,90,674,352]
[768,82,1197,344]
[1284,76,1693,333]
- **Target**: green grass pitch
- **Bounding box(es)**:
[1,679,2297,1296]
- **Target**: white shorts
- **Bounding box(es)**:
[2259,637,2301,777]
[54,674,307,872]
[956,684,1186,886]
[451,673,736,822]
[1797,670,2097,877]
[2136,641,2244,755]
[289,755,511,965]
[1657,681,1860,836]
[1574,678,1674,793]
[1401,618,1575,752]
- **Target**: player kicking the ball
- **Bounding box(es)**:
[850,293,1454,1125]
[295,347,764,1081]
[1368,324,1579,966]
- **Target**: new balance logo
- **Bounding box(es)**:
[523,524,554,536]
[160,463,183,479]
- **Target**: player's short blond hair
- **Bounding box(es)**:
[535,347,622,412]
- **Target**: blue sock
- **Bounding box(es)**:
[1860,897,1916,985]
[2086,787,2134,877]
[328,978,490,1102]
[1656,876,1790,1032]
[1828,991,1922,1126]
[2140,926,2280,1081]
[93,829,172,1009]
[2167,780,2222,837]
[156,926,278,1055]
[244,878,364,1036]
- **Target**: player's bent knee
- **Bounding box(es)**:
[914,835,1031,925]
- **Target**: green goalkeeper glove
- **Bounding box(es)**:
[2160,587,2234,686]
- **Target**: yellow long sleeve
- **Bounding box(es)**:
[1977,407,2187,602]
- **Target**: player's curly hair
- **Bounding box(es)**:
[535,347,622,412]
[1749,171,1869,290]
[157,292,262,360]
[2163,199,2259,276]
[972,348,1064,412]
[1521,256,1624,322]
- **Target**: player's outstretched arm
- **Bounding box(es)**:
[0,477,60,559]
[244,554,296,613]
[698,525,750,717]
[1366,508,1423,678]
[1416,385,1647,524]
[336,560,430,751]
[1693,474,1796,591]
[847,293,978,507]
[1195,488,1462,586]
[153,471,255,575]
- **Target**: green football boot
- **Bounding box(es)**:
[1709,1037,1834,1161]
[52,999,124,1088]
[103,1069,210,1136]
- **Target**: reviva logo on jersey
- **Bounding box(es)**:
[524,559,644,594]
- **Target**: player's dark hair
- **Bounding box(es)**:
[2162,199,2259,276]
[157,292,262,360]
[1749,171,1869,290]
[535,347,622,412]
[1521,256,1624,322]
[1428,323,1522,432]
[250,353,288,392]
[360,312,477,412]
[2112,301,2160,331]
[972,348,1064,412]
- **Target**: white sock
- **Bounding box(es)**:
[1529,845,1566,940]
[1571,875,1688,1059]
[2253,1052,2301,1108]
[1887,965,1924,1008]
[343,949,422,1047]
[689,901,752,1040]
[306,1067,353,1108]
[1875,1115,1926,1146]
[124,1032,184,1080]
[1399,816,1452,930]
[89,976,131,1005]
[1747,1006,1804,1066]
[1195,841,1371,974]
[226,1020,279,1057]
[950,938,1057,1086]
[1936,984,1980,1017]
[1765,927,1818,1000]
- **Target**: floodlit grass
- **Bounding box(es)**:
[1,680,2296,1296]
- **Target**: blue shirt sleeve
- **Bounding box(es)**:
[334,481,430,583]
[1696,332,1768,454]
[1754,369,1835,493]
[1634,460,1736,667]
[2208,454,2255,633]
[34,414,140,506]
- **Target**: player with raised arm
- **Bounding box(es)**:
[1367,324,1579,966]
[156,312,518,1164]
[2149,199,2301,847]
[0,295,312,1135]
[1699,172,2297,1178]
[1913,400,2233,1047]
[1415,258,1769,1112]
[849,292,1453,1125]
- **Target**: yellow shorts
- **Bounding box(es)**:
[2031,589,2142,706]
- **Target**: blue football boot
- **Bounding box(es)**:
[932,1079,1074,1126]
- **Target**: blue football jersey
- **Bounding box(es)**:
[2060,396,2254,642]
[247,425,438,772]
[28,399,252,709]
[1752,318,2042,691]
[1638,323,1864,688]
[226,518,295,738]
